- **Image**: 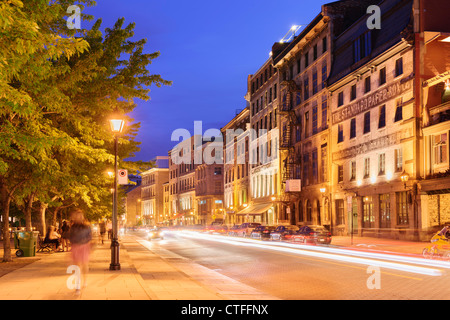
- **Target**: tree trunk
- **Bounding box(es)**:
[0,178,12,262]
[39,202,48,238]
[24,192,35,232]
[52,207,60,229]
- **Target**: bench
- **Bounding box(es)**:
[37,235,53,253]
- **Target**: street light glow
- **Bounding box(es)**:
[109,119,125,133]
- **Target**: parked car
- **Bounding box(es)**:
[213,225,228,235]
[185,224,203,232]
[202,224,228,234]
[269,225,299,241]
[227,224,241,236]
[250,226,276,240]
[235,222,261,237]
[290,225,332,244]
[147,227,164,240]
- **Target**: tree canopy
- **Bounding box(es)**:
[0,0,171,262]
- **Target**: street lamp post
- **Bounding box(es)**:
[109,118,124,271]
[400,170,409,189]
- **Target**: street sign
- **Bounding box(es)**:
[118,169,128,185]
[285,179,301,192]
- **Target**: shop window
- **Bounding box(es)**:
[396,191,409,225]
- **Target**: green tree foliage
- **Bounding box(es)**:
[0,0,171,262]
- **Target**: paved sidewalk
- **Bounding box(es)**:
[0,234,280,300]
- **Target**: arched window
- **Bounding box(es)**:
[298,201,303,222]
[291,203,296,225]
[316,199,321,225]
[306,200,312,222]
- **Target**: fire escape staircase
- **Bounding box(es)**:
[279,80,301,200]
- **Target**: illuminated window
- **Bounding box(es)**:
[395,148,403,172]
[350,161,356,181]
[396,191,408,225]
[336,199,344,225]
[378,153,385,175]
[306,200,312,222]
[363,196,374,228]
[321,144,328,183]
[434,133,448,164]
[338,165,343,183]
[380,194,391,228]
[364,158,370,178]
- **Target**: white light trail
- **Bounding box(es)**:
[171,231,445,277]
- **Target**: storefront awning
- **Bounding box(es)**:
[236,202,274,215]
[420,176,450,195]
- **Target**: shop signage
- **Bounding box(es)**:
[332,79,412,124]
[332,129,411,161]
[285,179,301,192]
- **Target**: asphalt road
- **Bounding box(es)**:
[134,230,450,300]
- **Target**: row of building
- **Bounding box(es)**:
[127,0,450,241]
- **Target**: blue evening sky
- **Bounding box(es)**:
[84,0,329,162]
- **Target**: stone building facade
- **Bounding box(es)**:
[221,107,250,225]
[245,59,280,225]
[140,159,169,226]
[271,0,373,229]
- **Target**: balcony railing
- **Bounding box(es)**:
[428,101,450,127]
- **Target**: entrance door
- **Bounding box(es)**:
[379,194,391,229]
[316,200,321,225]
[363,196,374,228]
[290,204,296,225]
[348,197,358,234]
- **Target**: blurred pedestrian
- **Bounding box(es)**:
[99,221,106,244]
[60,220,71,252]
[68,209,92,294]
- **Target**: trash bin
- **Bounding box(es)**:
[14,231,39,257]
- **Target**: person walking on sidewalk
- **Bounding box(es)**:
[68,209,92,294]
[60,220,71,252]
[99,221,106,245]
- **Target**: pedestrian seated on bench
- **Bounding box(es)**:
[44,226,62,252]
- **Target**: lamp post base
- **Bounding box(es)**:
[110,239,121,271]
